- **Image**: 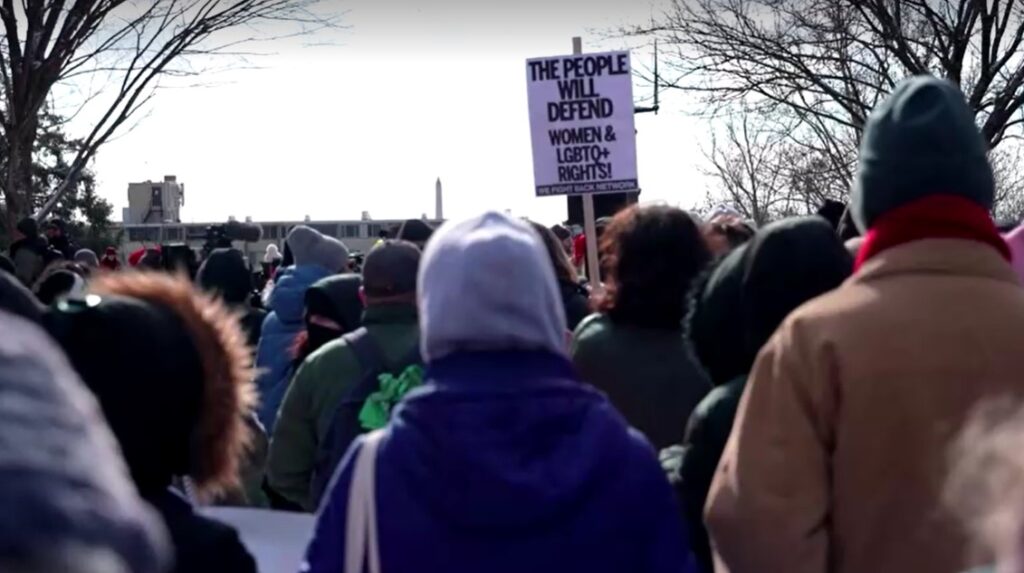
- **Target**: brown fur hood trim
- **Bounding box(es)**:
[90,272,256,499]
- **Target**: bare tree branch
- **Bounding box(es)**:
[0,0,337,234]
[623,0,1024,213]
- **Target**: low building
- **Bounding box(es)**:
[113,218,442,267]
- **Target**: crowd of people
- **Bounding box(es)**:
[4,74,1024,573]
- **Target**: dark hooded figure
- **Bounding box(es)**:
[46,273,258,573]
[9,217,51,286]
[197,248,267,350]
[45,218,76,260]
[0,310,170,573]
[665,216,852,573]
[293,273,363,365]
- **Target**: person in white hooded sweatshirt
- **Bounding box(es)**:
[302,212,696,573]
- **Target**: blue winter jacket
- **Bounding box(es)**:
[302,350,696,573]
[255,265,332,432]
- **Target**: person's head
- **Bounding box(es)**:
[852,75,994,232]
[550,224,573,255]
[104,246,118,258]
[597,205,711,329]
[74,249,99,269]
[46,273,255,501]
[688,217,852,385]
[45,218,66,239]
[396,219,434,250]
[286,225,349,273]
[0,310,169,573]
[263,244,281,263]
[703,214,755,257]
[197,248,252,306]
[137,249,162,270]
[295,274,364,363]
[816,199,846,231]
[419,212,566,363]
[378,228,389,240]
[16,217,38,240]
[361,240,421,306]
[528,220,578,285]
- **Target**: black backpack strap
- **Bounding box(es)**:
[338,328,386,404]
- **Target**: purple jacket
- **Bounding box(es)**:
[302,350,695,573]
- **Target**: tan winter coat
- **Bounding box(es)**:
[706,239,1024,573]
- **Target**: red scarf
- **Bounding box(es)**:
[855,194,1010,271]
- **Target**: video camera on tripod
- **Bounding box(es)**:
[191,220,264,257]
[162,220,263,277]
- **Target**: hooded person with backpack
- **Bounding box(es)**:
[291,273,365,367]
[267,240,421,511]
[302,212,696,573]
[255,225,350,433]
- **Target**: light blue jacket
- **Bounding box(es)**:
[254,265,332,432]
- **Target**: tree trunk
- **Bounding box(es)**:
[3,118,38,235]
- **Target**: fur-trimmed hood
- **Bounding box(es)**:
[47,273,256,500]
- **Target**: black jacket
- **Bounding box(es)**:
[197,248,265,348]
[674,216,852,573]
[559,280,590,331]
[148,490,256,573]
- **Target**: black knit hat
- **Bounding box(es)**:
[852,76,994,231]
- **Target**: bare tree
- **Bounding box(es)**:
[703,112,795,225]
[991,143,1024,223]
[0,0,332,235]
[703,108,852,224]
[629,0,1024,210]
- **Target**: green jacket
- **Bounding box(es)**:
[571,313,711,450]
[266,303,419,511]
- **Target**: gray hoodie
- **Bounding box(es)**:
[418,211,567,362]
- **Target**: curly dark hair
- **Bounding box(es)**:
[597,205,711,329]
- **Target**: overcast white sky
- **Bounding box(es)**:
[76,0,711,226]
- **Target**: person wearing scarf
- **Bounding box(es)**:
[705,76,1024,573]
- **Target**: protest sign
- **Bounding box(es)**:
[526,50,639,197]
[201,507,314,573]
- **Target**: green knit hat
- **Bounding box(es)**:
[851,75,994,231]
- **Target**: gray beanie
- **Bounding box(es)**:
[852,75,994,231]
[286,225,349,273]
[74,249,99,268]
[418,212,566,363]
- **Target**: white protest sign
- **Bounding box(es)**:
[201,507,314,573]
[527,50,639,197]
